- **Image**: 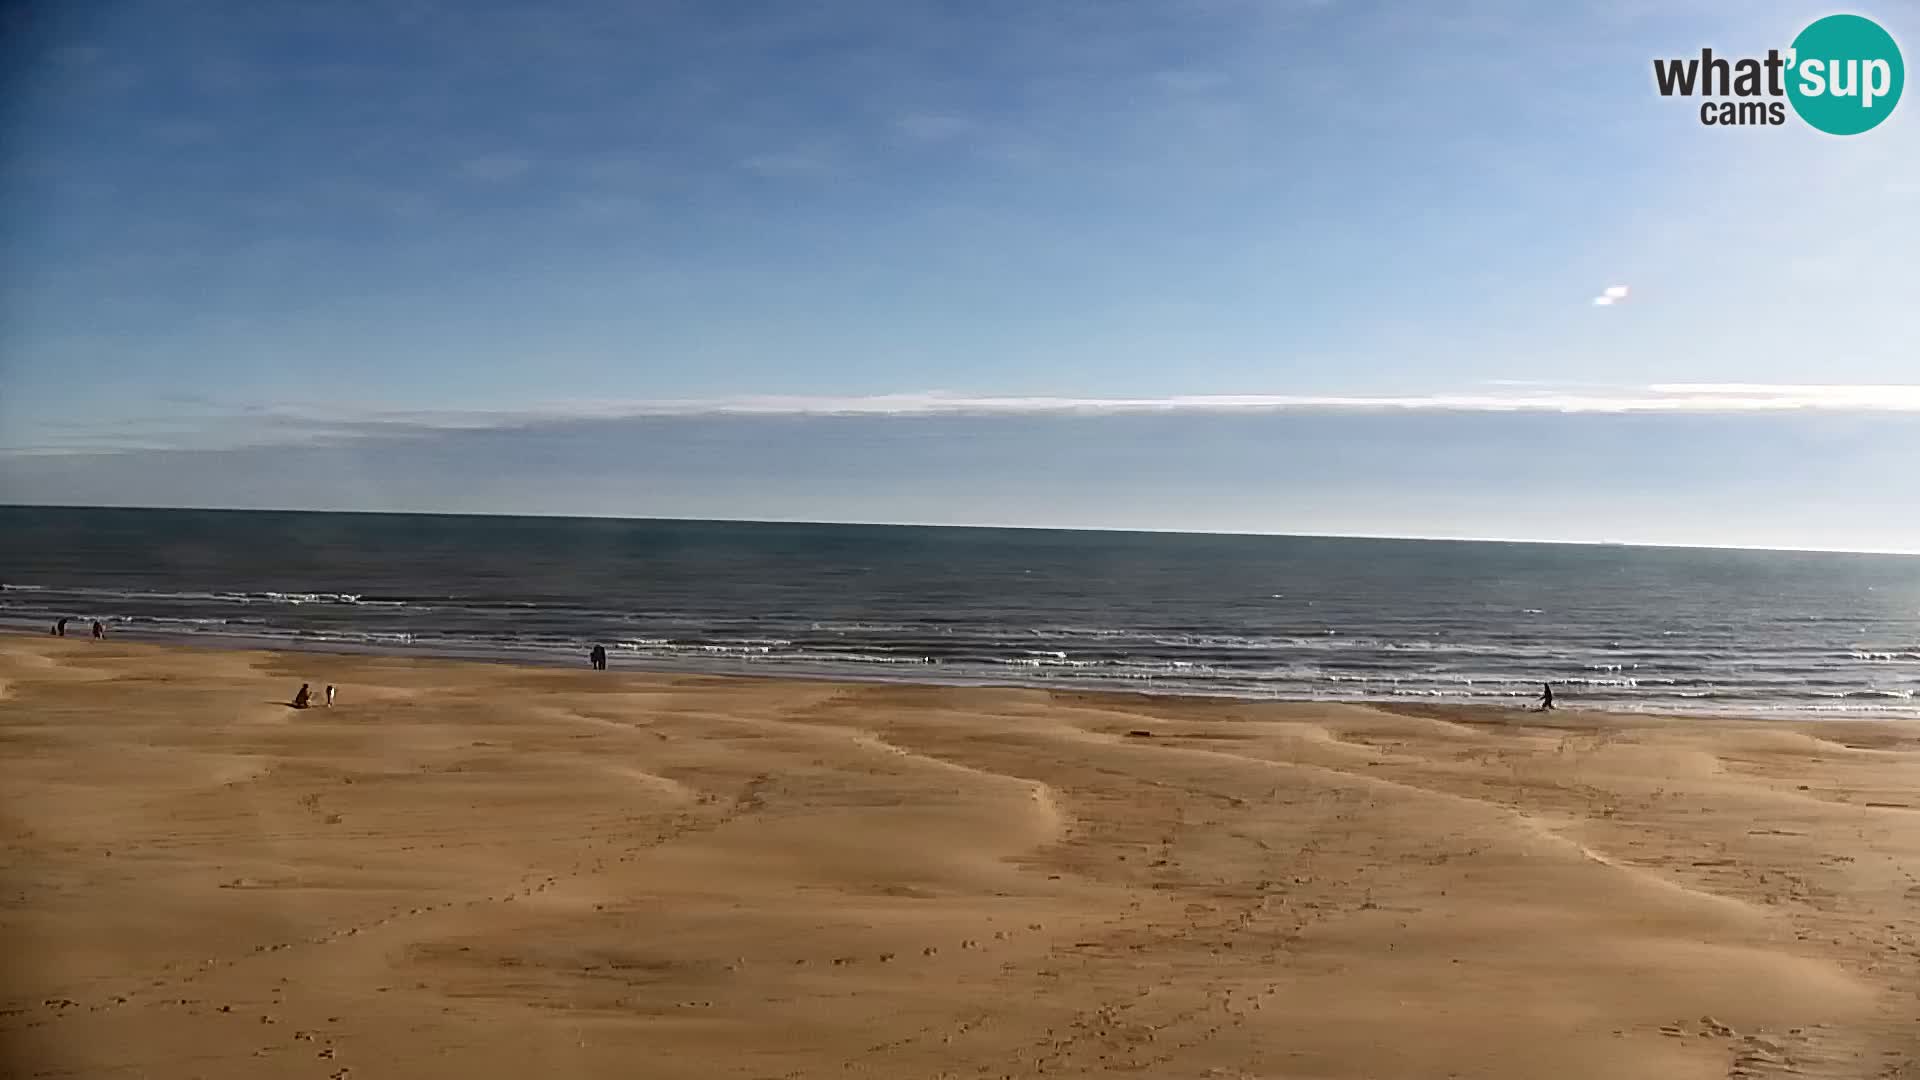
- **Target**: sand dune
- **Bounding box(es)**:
[2,636,1917,1079]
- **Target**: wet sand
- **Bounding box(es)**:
[2,634,1918,1079]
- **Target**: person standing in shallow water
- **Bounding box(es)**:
[1540,682,1555,711]
[589,644,607,671]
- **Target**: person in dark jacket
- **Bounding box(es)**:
[589,644,608,671]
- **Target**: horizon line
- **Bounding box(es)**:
[4,502,1916,559]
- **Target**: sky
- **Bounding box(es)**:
[1,0,1916,550]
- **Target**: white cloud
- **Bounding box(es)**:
[1645,384,1920,410]
[14,384,1920,458]
[206,383,1920,427]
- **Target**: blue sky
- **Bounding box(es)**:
[2,0,1916,549]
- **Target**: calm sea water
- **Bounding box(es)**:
[3,507,1917,717]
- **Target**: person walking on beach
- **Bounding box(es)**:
[91,620,106,639]
[1539,682,1555,711]
[55,617,69,637]
[292,683,312,709]
[589,644,607,671]
[325,684,335,708]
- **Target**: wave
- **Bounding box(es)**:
[1819,688,1915,700]
[808,620,926,634]
[785,651,937,666]
[120,615,239,629]
[0,585,368,606]
[6,567,1918,718]
[10,604,1915,716]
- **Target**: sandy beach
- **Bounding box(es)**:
[2,634,1916,1079]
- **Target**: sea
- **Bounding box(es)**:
[3,506,1917,718]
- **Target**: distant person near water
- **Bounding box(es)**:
[1540,682,1555,711]
[589,644,607,671]
[292,683,312,709]
[55,617,69,637]
[325,685,335,707]
[92,620,106,639]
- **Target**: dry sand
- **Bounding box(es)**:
[2,634,1917,1079]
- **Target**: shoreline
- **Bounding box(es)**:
[7,624,1916,723]
[3,632,1918,1078]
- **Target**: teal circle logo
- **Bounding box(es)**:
[1787,14,1904,135]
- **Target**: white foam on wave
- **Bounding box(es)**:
[809,620,925,634]
[782,651,935,666]
[1,585,368,607]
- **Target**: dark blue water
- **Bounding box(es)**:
[3,507,1917,716]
